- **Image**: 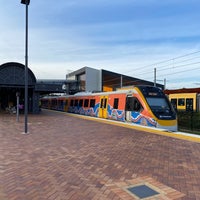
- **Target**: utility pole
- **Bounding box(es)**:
[164,78,166,90]
[120,75,123,88]
[154,68,166,89]
[154,68,156,87]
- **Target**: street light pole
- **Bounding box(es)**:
[21,0,30,133]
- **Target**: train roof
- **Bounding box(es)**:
[41,86,163,99]
[165,87,200,94]
[73,89,139,97]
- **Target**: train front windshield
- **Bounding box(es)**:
[146,97,175,119]
[138,86,176,120]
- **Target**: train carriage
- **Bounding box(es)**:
[165,87,200,112]
[169,93,200,112]
[57,96,68,112]
[40,96,51,109]
[41,86,177,131]
[68,93,99,116]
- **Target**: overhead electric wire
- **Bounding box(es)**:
[157,61,200,73]
[156,55,200,70]
[160,66,200,77]
[124,50,200,75]
[132,50,200,80]
[104,50,200,88]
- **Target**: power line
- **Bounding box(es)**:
[102,50,200,88]
[157,61,200,73]
[124,50,200,75]
[161,65,200,77]
[156,55,200,70]
[128,50,200,81]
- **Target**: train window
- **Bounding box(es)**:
[147,97,169,109]
[170,98,177,110]
[79,99,83,107]
[133,99,142,112]
[70,99,74,106]
[100,98,104,108]
[186,98,193,111]
[52,99,57,106]
[104,98,107,108]
[126,97,142,111]
[58,100,63,107]
[126,97,134,111]
[84,99,89,107]
[74,99,78,106]
[90,99,96,107]
[113,98,119,109]
[178,98,185,106]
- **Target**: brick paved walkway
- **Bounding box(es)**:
[1,110,200,200]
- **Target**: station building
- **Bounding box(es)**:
[66,66,163,92]
[0,62,163,114]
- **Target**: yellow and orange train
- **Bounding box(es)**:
[41,85,177,131]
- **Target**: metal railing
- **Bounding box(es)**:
[177,111,200,134]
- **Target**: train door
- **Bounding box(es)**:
[125,96,142,122]
[125,96,133,121]
[64,99,69,112]
[99,96,108,118]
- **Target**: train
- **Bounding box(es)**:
[41,85,177,131]
[168,93,200,112]
[165,88,200,112]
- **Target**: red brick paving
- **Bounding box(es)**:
[1,110,200,199]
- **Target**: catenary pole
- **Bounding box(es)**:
[154,68,156,87]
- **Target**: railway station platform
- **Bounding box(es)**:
[0,110,200,200]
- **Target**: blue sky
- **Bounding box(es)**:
[1,0,200,89]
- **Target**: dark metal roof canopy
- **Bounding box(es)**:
[102,69,164,90]
[0,62,36,86]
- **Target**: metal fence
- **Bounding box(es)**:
[177,111,200,134]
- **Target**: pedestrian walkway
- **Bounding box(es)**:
[1,110,200,200]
